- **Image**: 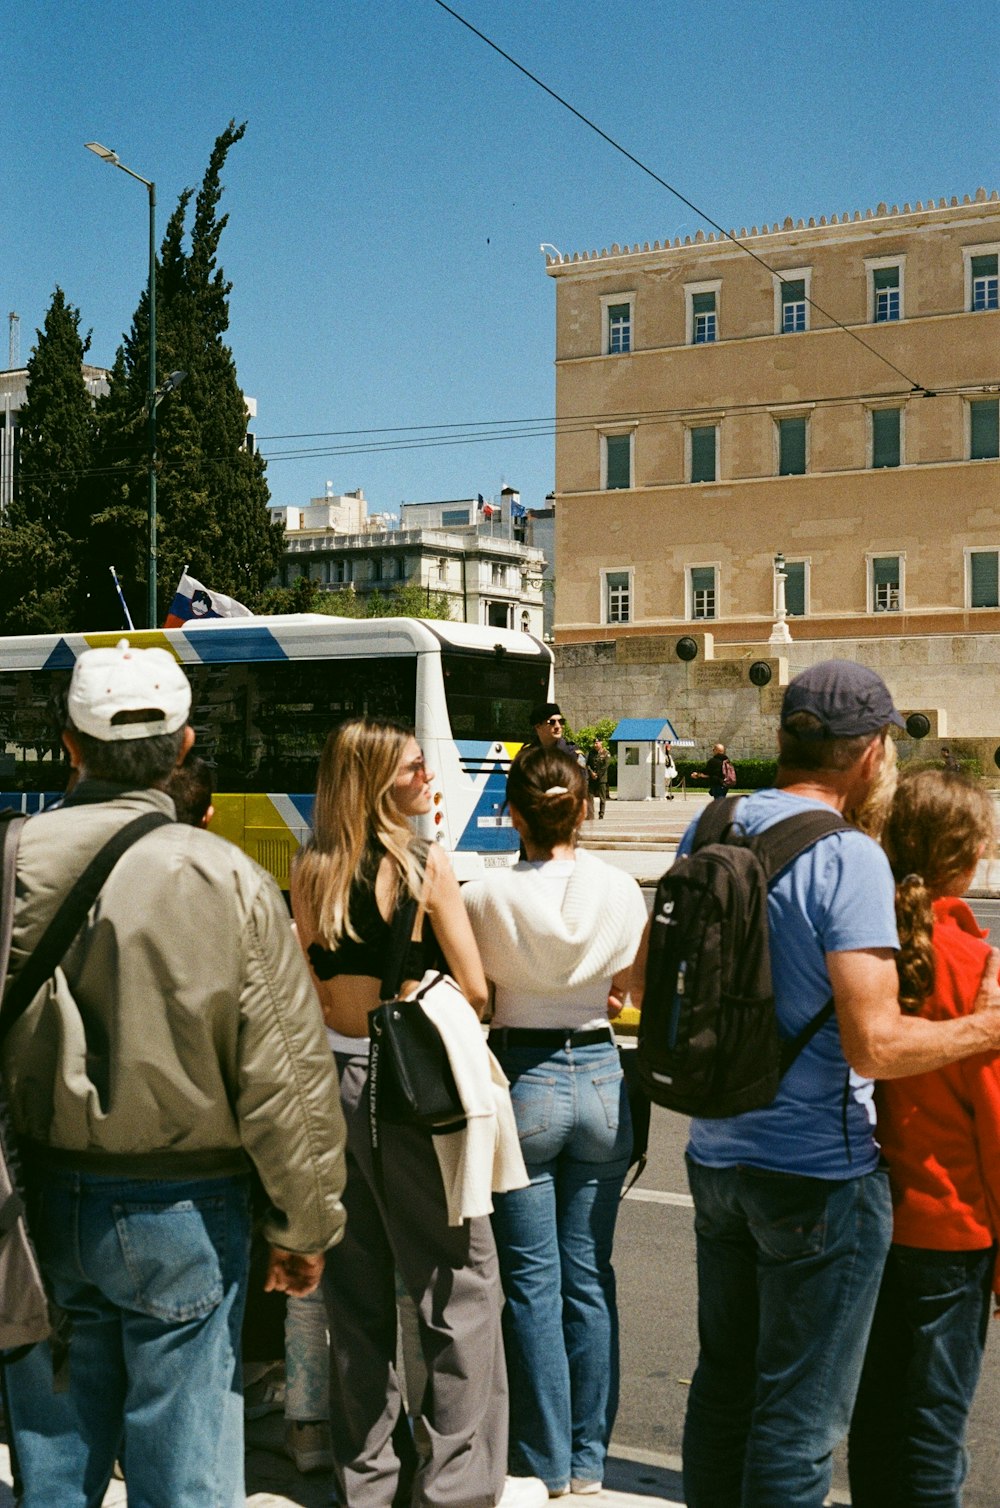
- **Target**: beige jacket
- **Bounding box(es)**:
[3,784,346,1255]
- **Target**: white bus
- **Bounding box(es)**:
[0,615,554,885]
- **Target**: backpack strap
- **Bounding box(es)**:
[0,817,28,1010]
[0,811,173,1045]
[691,795,742,851]
[748,808,849,884]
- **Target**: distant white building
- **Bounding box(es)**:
[275,485,549,635]
[0,364,110,517]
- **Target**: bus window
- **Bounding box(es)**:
[0,669,72,793]
[440,650,550,741]
[185,656,418,793]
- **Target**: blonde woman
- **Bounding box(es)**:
[291,717,546,1508]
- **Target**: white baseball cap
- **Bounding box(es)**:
[67,640,192,742]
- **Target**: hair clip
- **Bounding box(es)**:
[543,785,569,796]
[901,872,924,886]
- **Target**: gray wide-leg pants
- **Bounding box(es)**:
[325,1054,509,1508]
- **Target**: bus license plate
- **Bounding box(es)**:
[483,855,512,868]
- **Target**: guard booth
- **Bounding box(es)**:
[610,718,694,801]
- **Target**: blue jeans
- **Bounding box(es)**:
[5,1168,251,1508]
[683,1157,892,1508]
[490,1038,631,1492]
[848,1242,995,1508]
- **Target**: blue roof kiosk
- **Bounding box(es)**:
[610,717,694,801]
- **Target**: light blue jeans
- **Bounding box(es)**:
[5,1168,251,1508]
[489,1037,631,1492]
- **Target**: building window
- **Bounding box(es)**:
[968,550,1000,608]
[970,252,999,311]
[602,295,634,355]
[782,560,807,616]
[689,425,718,483]
[441,507,470,526]
[692,293,717,344]
[602,432,632,490]
[778,416,807,475]
[871,407,902,469]
[486,602,512,629]
[371,557,383,582]
[689,565,717,620]
[970,399,1000,460]
[491,562,505,586]
[603,569,632,624]
[331,559,348,584]
[872,264,901,322]
[871,555,902,613]
[778,273,809,333]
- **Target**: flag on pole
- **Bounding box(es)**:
[477,492,495,521]
[163,571,254,628]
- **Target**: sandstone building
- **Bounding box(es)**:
[544,190,1000,757]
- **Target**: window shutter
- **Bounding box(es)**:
[873,266,899,289]
[873,556,899,587]
[779,417,807,475]
[691,566,714,593]
[606,434,631,489]
[872,409,901,468]
[971,254,998,278]
[784,561,806,615]
[608,303,630,321]
[691,427,716,482]
[781,279,805,304]
[971,401,1000,460]
[692,292,715,314]
[970,552,999,609]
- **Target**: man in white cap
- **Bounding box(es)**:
[2,641,346,1507]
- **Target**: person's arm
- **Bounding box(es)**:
[423,844,489,1016]
[237,874,347,1254]
[828,946,1000,1080]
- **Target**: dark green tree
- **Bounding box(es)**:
[92,121,283,625]
[0,288,97,633]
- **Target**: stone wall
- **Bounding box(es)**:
[555,631,1000,779]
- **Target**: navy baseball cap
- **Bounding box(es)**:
[780,660,904,738]
[530,702,563,726]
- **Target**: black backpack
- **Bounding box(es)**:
[637,797,848,1118]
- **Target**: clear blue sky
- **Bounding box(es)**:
[6,0,998,519]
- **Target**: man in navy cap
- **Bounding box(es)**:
[675,660,1000,1508]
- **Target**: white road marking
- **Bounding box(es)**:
[623,1188,694,1208]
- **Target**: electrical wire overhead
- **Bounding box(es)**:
[430,0,935,396]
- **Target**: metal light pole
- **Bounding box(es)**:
[85,142,157,629]
[769,551,793,646]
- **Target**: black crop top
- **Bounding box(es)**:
[307,843,442,988]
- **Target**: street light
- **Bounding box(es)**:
[769,551,793,646]
[85,141,158,629]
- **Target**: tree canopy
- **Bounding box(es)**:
[87,120,283,628]
[0,289,96,633]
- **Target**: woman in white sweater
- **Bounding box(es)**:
[463,745,647,1499]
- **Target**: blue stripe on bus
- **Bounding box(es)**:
[287,793,315,825]
[183,627,288,662]
[453,743,518,852]
[42,639,78,670]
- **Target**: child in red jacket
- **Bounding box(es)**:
[848,770,1000,1508]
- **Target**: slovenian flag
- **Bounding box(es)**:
[163,571,253,628]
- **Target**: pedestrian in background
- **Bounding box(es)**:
[662,741,678,800]
[849,771,1000,1508]
[690,742,732,799]
[586,737,611,819]
[464,745,646,1498]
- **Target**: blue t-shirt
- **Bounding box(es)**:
[681,788,899,1179]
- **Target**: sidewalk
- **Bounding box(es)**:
[580,792,1000,896]
[0,1431,688,1506]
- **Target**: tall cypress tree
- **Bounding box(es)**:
[93,121,283,625]
[0,289,97,633]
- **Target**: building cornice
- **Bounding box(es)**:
[545,190,1000,278]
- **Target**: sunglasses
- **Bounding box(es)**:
[546,717,565,728]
